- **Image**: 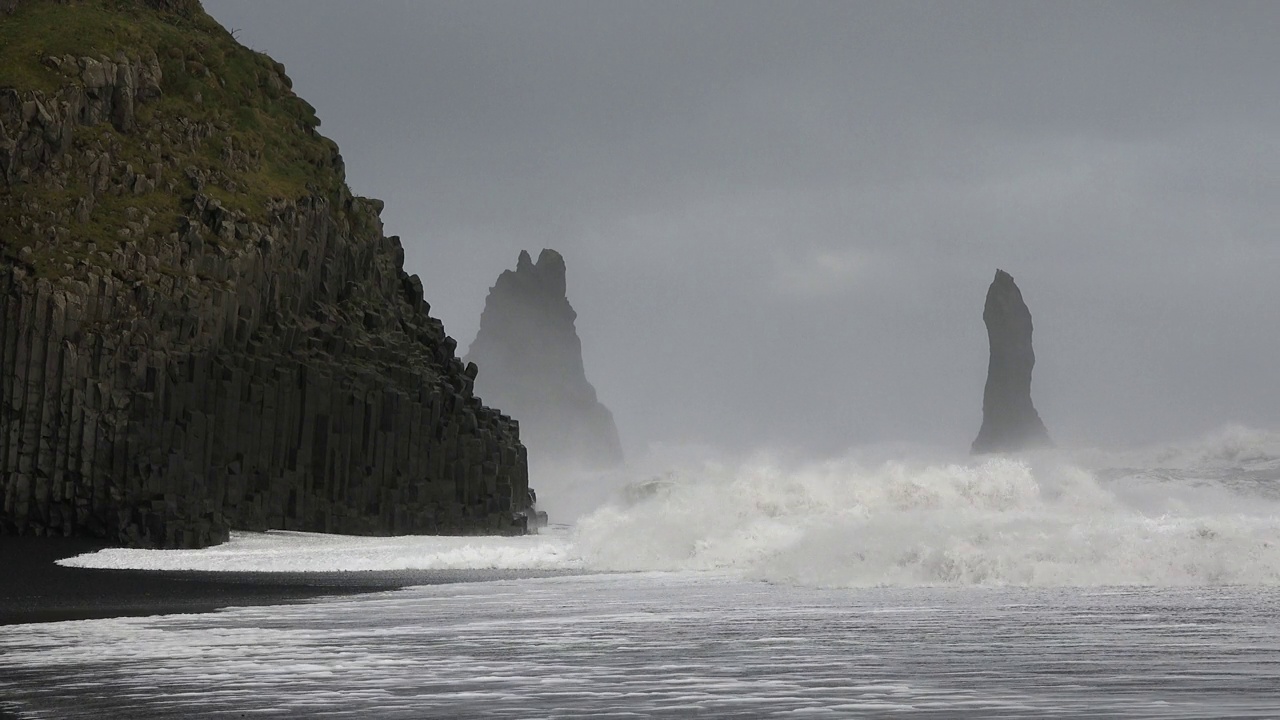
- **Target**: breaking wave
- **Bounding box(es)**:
[575,447,1280,587]
[64,427,1280,588]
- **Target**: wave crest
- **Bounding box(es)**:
[574,451,1280,587]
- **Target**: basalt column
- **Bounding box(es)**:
[0,0,532,547]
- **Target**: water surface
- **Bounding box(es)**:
[2,573,1278,718]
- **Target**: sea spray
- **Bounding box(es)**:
[62,428,1280,587]
[574,446,1280,586]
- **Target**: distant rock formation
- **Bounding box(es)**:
[465,249,623,469]
[972,269,1052,453]
[0,0,531,548]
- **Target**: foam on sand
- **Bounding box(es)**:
[60,529,581,572]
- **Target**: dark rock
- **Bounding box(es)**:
[972,269,1052,454]
[0,1,533,548]
[465,249,623,470]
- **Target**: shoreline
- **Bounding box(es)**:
[0,536,580,626]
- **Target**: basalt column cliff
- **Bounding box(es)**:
[971,269,1052,453]
[0,0,531,547]
[466,249,623,470]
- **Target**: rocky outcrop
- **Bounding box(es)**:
[972,269,1052,454]
[0,0,531,547]
[465,249,622,470]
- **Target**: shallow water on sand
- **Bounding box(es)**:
[2,573,1279,718]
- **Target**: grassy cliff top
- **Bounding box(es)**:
[2,1,215,92]
[1,0,353,275]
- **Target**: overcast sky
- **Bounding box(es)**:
[205,0,1280,457]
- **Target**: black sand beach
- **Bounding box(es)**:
[0,537,577,625]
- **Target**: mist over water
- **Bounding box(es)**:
[565,427,1280,587]
[67,426,1280,590]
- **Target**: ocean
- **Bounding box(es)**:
[3,427,1280,718]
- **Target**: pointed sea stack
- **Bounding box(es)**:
[465,249,623,469]
[971,269,1052,453]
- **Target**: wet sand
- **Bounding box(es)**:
[0,536,577,625]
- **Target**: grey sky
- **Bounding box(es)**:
[205,0,1280,456]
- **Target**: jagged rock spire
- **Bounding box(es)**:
[466,249,623,469]
[972,269,1052,453]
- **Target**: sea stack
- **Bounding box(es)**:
[971,269,1052,453]
[465,249,623,470]
[0,0,531,547]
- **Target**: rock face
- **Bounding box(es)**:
[971,269,1052,454]
[465,249,622,469]
[0,0,531,547]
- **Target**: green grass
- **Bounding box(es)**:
[0,0,350,278]
[0,1,225,92]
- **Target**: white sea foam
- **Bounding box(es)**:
[60,529,581,572]
[61,428,1280,587]
[574,449,1280,586]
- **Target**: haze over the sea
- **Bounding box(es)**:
[205,1,1280,456]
